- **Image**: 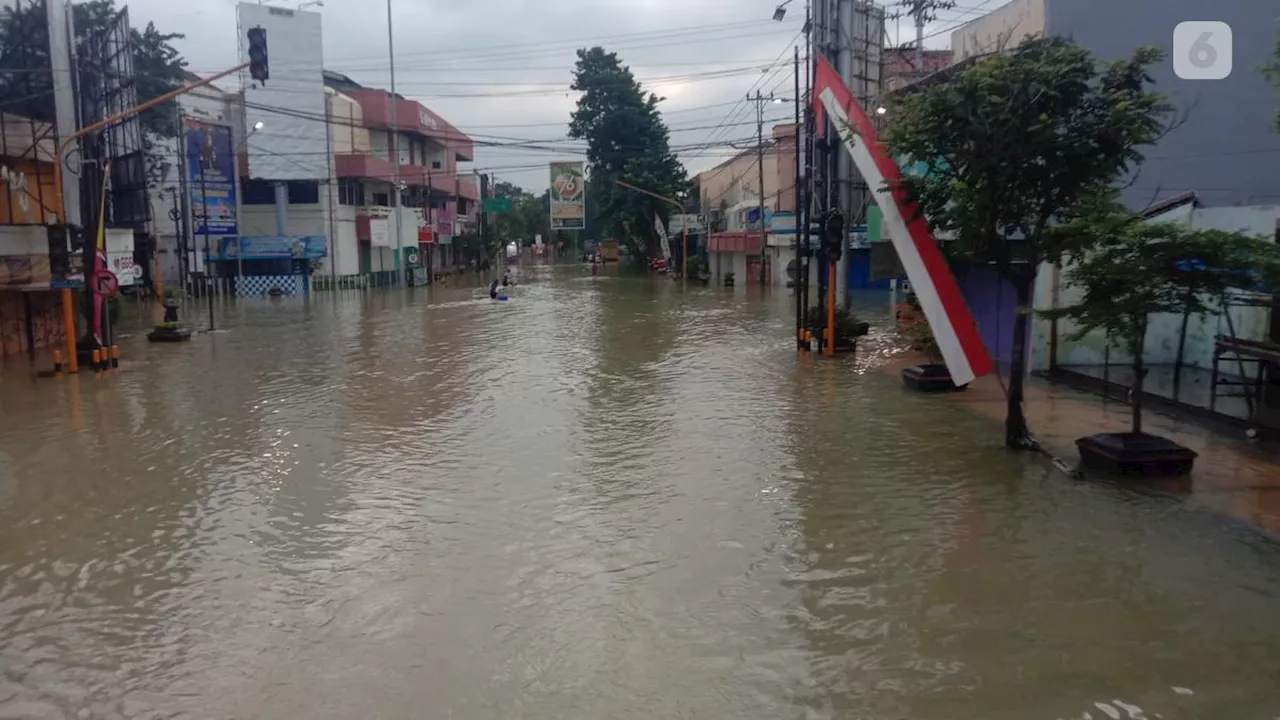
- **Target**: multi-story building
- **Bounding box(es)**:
[147,70,478,292]
[882,48,952,92]
[323,71,478,280]
[0,110,68,361]
[696,123,798,286]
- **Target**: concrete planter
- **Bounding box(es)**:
[902,363,968,393]
[1076,433,1198,477]
[147,326,192,343]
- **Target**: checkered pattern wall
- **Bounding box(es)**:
[236,275,300,296]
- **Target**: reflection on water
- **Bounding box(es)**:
[1,265,1279,719]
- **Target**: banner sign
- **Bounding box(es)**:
[814,54,992,386]
[185,120,239,236]
[213,236,327,260]
[549,161,585,230]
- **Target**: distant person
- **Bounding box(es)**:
[489,279,499,299]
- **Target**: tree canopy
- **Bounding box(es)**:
[0,0,188,139]
[568,46,686,260]
[491,180,546,246]
[882,36,1172,448]
[885,37,1171,276]
[1263,31,1280,131]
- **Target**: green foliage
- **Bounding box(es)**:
[883,37,1172,272]
[491,181,546,249]
[0,0,187,139]
[897,294,942,362]
[807,305,870,347]
[1262,31,1280,131]
[1045,217,1280,351]
[569,46,687,261]
[1043,211,1280,432]
[882,36,1172,446]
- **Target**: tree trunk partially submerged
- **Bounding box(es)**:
[1005,269,1034,450]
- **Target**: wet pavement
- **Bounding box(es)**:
[2,263,1280,719]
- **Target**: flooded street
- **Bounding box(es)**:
[2,263,1279,719]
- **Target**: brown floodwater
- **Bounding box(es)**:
[1,263,1279,719]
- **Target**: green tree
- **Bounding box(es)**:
[1044,213,1280,435]
[883,36,1172,449]
[0,0,187,139]
[568,46,687,261]
[1262,31,1280,130]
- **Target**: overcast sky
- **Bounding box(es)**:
[123,0,997,191]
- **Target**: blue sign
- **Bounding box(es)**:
[185,120,238,236]
[212,236,327,260]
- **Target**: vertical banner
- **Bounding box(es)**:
[549,161,585,230]
[185,120,239,237]
[654,213,672,262]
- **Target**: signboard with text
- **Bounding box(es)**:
[548,161,585,230]
[185,119,239,237]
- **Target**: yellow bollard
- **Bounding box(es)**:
[91,348,101,373]
[52,349,63,374]
[111,345,120,369]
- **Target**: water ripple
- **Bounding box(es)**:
[0,269,1279,718]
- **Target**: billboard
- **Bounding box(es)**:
[215,236,326,260]
[548,161,585,230]
[237,3,327,180]
[185,120,238,237]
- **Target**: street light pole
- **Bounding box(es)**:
[386,0,403,285]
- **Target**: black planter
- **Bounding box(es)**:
[902,363,967,393]
[1076,432,1198,477]
[147,326,193,343]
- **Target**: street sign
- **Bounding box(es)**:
[92,268,118,298]
[482,197,512,213]
[669,214,704,234]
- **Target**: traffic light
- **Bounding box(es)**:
[823,210,845,263]
[247,26,268,84]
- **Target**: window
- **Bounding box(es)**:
[338,178,365,206]
[240,178,275,205]
[457,199,469,215]
[372,192,389,206]
[287,181,320,205]
[431,160,442,170]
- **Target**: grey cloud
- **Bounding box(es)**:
[126,0,991,189]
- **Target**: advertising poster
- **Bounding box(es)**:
[185,119,238,237]
[548,161,585,230]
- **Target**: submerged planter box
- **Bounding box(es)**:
[147,326,193,343]
[1076,432,1198,477]
[902,363,967,393]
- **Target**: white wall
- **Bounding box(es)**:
[950,0,1045,61]
[329,90,370,155]
[0,225,46,255]
[332,205,360,276]
[1035,203,1280,373]
[240,203,326,237]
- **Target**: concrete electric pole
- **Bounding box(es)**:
[747,90,790,287]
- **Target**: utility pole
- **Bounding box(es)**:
[749,89,780,287]
[386,0,403,285]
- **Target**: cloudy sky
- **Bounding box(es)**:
[123,0,997,191]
